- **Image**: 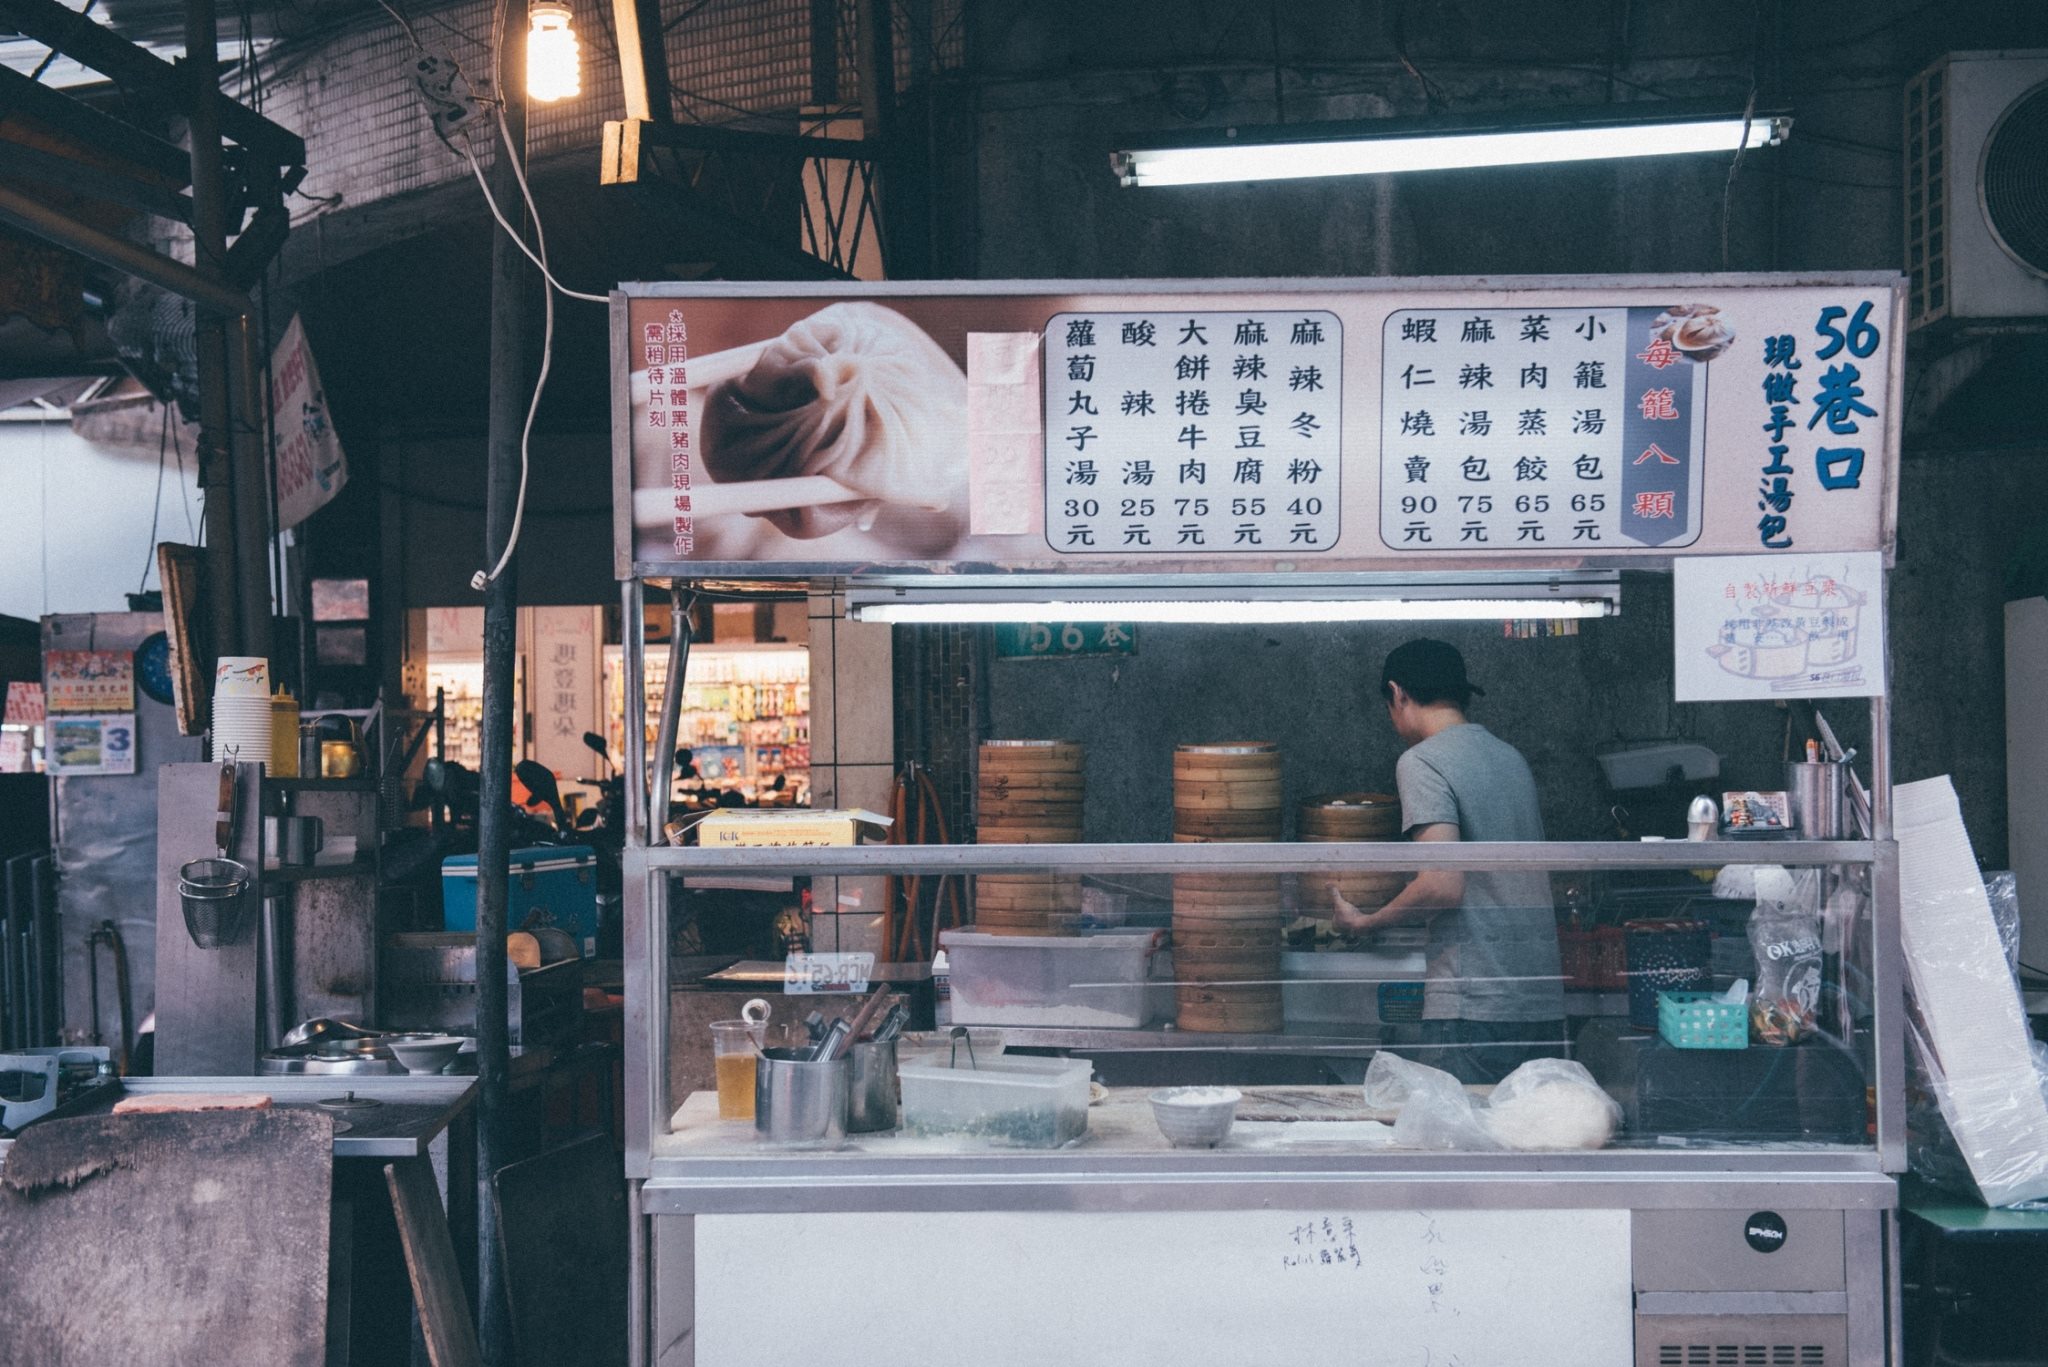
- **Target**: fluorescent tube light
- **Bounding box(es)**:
[1115,115,1788,187]
[849,597,1614,626]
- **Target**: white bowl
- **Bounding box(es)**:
[1148,1086,1241,1148]
[386,1035,466,1075]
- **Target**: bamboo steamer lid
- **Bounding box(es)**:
[975,880,1083,910]
[977,826,1082,845]
[1175,989,1283,1033]
[1298,791,1402,839]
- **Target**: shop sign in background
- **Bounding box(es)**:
[1672,551,1886,701]
[992,621,1137,659]
[616,277,1899,576]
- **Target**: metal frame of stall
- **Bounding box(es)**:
[610,275,1909,1367]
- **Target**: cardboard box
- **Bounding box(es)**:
[695,808,892,848]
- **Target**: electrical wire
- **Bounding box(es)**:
[363,0,606,588]
[459,126,611,304]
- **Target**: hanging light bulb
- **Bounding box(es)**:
[526,2,581,103]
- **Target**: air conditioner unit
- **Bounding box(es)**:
[1905,51,2048,330]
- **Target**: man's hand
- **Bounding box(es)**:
[1329,885,1380,937]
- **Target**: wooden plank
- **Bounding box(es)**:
[0,1109,331,1364]
[492,1134,628,1367]
[385,1158,484,1367]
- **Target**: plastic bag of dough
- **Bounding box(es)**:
[699,302,968,538]
[1362,1051,1501,1151]
[1479,1058,1622,1151]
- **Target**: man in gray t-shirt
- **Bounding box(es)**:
[1329,639,1565,1084]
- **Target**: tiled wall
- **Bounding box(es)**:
[252,0,965,227]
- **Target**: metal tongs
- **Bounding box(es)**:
[808,985,895,1063]
[947,1025,979,1071]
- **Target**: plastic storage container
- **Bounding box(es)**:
[1657,991,1749,1049]
[941,927,1167,1028]
[1280,948,1427,1035]
[442,845,599,955]
[897,1054,1093,1148]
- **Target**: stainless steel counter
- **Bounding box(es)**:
[0,1075,477,1161]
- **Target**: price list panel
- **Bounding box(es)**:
[1042,311,1342,555]
[1378,306,1709,552]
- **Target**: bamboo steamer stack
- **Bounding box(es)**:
[974,740,1085,936]
[1172,742,1284,1033]
[1297,792,1407,917]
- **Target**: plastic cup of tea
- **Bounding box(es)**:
[711,1019,767,1120]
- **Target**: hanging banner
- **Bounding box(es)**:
[1672,551,1886,701]
[271,314,349,530]
[613,276,1901,577]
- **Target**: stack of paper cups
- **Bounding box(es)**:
[211,657,272,765]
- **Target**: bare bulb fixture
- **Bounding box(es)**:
[526,2,581,103]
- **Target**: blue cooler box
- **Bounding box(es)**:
[442,845,598,956]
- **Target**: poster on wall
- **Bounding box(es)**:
[3,681,44,725]
[271,314,350,530]
[43,650,133,713]
[615,277,1900,576]
[46,713,137,776]
[1672,552,1886,701]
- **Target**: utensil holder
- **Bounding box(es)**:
[754,1047,848,1145]
[846,1038,899,1133]
[179,857,253,949]
[1785,761,1846,839]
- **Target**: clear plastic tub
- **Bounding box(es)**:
[897,1055,1093,1148]
[941,927,1167,1028]
[1280,947,1427,1034]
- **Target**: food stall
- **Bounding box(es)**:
[612,275,1906,1366]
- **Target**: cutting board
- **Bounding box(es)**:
[0,1109,332,1366]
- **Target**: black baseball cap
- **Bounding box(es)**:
[1381,639,1484,701]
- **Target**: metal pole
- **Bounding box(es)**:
[475,2,528,1358]
[649,585,692,839]
[622,580,646,843]
[181,0,245,665]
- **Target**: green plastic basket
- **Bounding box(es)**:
[1657,990,1748,1049]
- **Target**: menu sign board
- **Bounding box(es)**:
[1379,306,1710,552]
[1041,311,1343,555]
[614,276,1901,577]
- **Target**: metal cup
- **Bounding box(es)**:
[753,1047,848,1145]
[1785,761,1845,839]
[846,1038,899,1134]
[269,815,325,867]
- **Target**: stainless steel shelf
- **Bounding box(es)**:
[632,839,1882,878]
[994,1026,1381,1053]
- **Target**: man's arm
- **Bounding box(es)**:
[1329,822,1464,935]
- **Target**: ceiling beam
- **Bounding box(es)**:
[607,0,671,125]
[0,61,189,183]
[0,0,305,167]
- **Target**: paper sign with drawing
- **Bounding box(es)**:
[1672,551,1885,701]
